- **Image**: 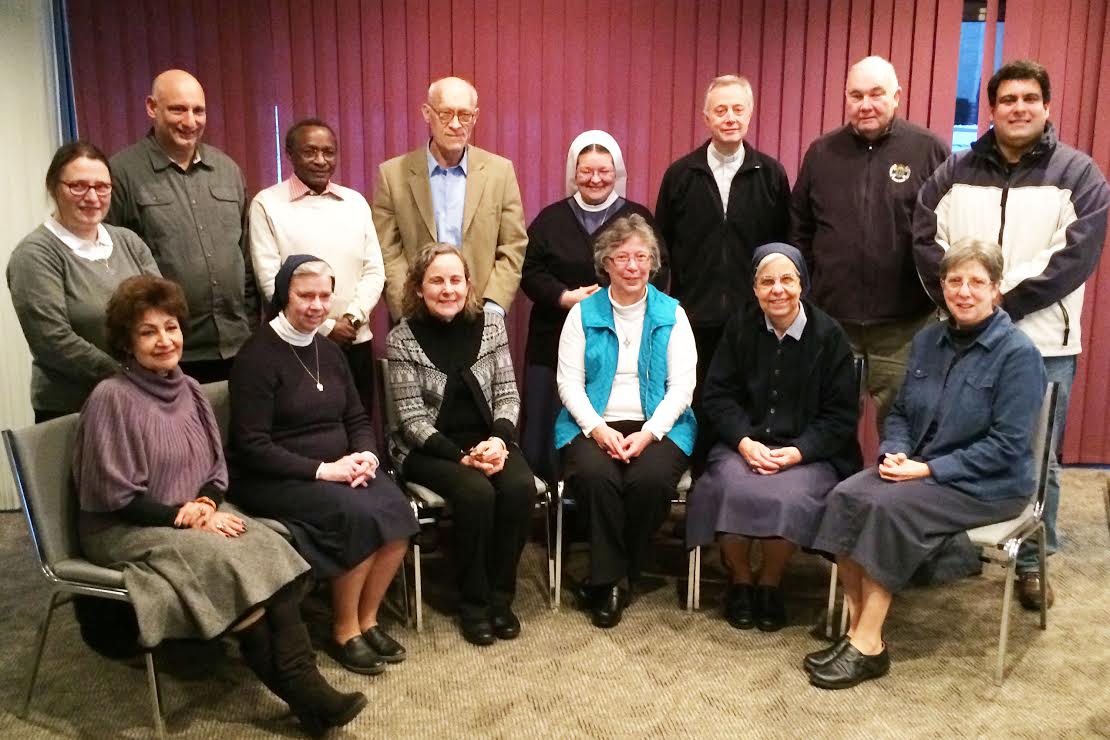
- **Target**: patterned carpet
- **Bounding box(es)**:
[0,470,1107,738]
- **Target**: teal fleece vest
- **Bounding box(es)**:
[554,285,696,454]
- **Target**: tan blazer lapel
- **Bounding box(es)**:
[405,152,437,243]
[462,150,487,241]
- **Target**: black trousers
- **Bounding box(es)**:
[561,420,688,587]
[403,445,536,620]
[343,340,376,417]
[690,324,724,475]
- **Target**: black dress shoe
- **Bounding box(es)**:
[803,635,850,673]
[591,585,628,629]
[755,585,787,632]
[327,635,386,675]
[491,609,521,640]
[362,625,406,663]
[724,584,756,630]
[460,618,496,646]
[808,642,891,689]
[573,582,603,611]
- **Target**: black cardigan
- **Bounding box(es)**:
[701,300,862,479]
[521,198,667,368]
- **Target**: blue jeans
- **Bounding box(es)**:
[1016,354,1076,573]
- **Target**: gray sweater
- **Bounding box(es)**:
[7,223,160,413]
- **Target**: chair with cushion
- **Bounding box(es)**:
[377,358,553,631]
[4,415,166,739]
[825,382,1059,684]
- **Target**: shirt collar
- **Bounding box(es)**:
[145,131,207,172]
[287,174,344,201]
[765,302,807,341]
[44,216,114,250]
[708,141,745,167]
[426,143,469,176]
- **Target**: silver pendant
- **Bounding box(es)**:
[316,383,324,392]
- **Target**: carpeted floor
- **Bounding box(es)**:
[0,469,1108,738]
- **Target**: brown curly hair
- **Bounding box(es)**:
[400,242,483,320]
[105,275,190,359]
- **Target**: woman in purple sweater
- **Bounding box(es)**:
[75,275,365,735]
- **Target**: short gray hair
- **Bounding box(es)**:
[593,214,661,279]
[290,259,335,282]
[940,238,1004,284]
[703,74,754,112]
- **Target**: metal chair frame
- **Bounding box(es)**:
[825,382,1059,685]
[377,358,553,631]
[4,421,165,739]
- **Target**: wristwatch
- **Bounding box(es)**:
[343,313,362,330]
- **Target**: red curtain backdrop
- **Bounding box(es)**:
[70,0,986,459]
[975,0,1110,463]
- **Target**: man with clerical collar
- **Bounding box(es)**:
[915,58,1110,612]
[791,55,949,430]
[107,68,257,383]
[372,76,527,320]
[249,118,386,412]
[655,74,791,470]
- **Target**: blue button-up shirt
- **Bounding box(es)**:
[427,145,468,247]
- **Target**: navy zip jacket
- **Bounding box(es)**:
[883,309,1047,501]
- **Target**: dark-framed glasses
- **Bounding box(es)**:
[432,107,476,125]
[62,181,112,197]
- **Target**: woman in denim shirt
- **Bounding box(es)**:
[804,238,1047,689]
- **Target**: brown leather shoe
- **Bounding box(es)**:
[1017,572,1055,611]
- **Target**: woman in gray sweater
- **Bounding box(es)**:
[7,141,159,421]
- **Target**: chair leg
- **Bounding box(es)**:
[1104,478,1110,543]
[554,493,564,610]
[542,491,554,610]
[20,591,61,717]
[144,649,166,739]
[693,545,702,610]
[825,563,839,639]
[995,558,1018,685]
[685,548,696,612]
[838,591,849,637]
[399,549,413,629]
[1037,522,1048,630]
[413,540,424,633]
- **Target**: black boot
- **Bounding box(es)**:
[237,617,284,698]
[267,595,368,735]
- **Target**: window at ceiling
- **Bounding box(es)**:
[953,0,1005,151]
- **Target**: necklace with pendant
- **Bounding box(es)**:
[289,338,324,391]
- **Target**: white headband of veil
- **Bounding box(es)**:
[564,130,627,210]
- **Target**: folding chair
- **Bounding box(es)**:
[825,383,1059,685]
[377,358,553,631]
[4,417,166,739]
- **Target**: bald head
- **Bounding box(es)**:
[146,69,207,164]
[422,77,480,168]
[845,56,901,140]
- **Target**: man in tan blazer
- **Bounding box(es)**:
[372,76,528,319]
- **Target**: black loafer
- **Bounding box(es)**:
[755,585,787,632]
[803,635,850,673]
[724,584,756,630]
[491,609,521,640]
[362,625,406,663]
[328,635,386,675]
[460,618,496,646]
[809,642,891,689]
[591,585,628,629]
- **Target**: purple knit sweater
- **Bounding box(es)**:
[74,366,227,521]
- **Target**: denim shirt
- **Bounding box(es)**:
[882,309,1047,501]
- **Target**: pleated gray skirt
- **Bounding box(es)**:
[686,442,840,549]
[810,468,1029,593]
[81,505,311,648]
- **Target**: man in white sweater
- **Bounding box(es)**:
[249,118,386,411]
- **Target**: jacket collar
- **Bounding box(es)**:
[143,131,211,173]
[846,117,900,148]
[581,284,675,330]
[687,140,762,177]
[970,121,1057,170]
[936,308,1012,351]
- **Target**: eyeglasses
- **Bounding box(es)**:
[576,167,615,180]
[943,276,993,292]
[756,274,799,290]
[609,253,652,267]
[430,107,476,125]
[62,181,112,197]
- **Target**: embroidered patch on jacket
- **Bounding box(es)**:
[889,163,911,183]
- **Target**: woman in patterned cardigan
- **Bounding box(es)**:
[386,243,536,647]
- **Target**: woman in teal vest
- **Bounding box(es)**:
[555,214,696,628]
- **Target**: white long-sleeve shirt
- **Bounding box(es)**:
[557,288,697,440]
[249,176,385,343]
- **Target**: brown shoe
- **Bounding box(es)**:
[1017,572,1055,611]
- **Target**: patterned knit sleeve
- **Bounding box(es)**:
[386,322,448,451]
[487,314,520,439]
